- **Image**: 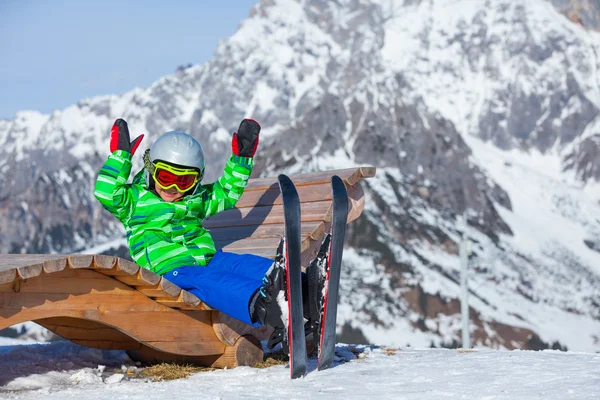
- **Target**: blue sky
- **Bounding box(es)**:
[0,0,258,119]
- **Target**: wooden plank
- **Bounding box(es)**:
[0,258,204,311]
[113,270,161,287]
[67,340,142,351]
[232,176,370,210]
[243,167,375,191]
[155,290,205,309]
[233,182,334,208]
[212,312,272,346]
[216,232,315,250]
[178,290,203,307]
[143,340,224,356]
[125,335,263,368]
[347,180,366,223]
[0,292,169,312]
[116,258,141,273]
[17,264,44,279]
[2,267,127,282]
[0,269,16,285]
[307,221,327,241]
[218,235,321,268]
[42,257,68,273]
[2,308,224,356]
[67,255,94,269]
[91,255,117,269]
[89,256,141,277]
[216,236,309,252]
[349,166,376,185]
[208,335,263,368]
[210,179,361,229]
[0,256,68,284]
[0,274,137,295]
[220,247,278,259]
[135,277,182,298]
[39,317,142,345]
[300,235,324,268]
[209,221,323,241]
[203,201,332,228]
[0,254,67,270]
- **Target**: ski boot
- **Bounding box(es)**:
[250,238,289,353]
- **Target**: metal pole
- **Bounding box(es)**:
[459,238,471,349]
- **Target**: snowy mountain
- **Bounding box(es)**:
[551,0,600,29]
[2,0,600,352]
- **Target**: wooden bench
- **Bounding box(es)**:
[0,167,375,368]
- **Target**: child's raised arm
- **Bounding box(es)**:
[94,119,144,222]
[200,119,260,218]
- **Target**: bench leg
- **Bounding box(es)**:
[127,334,264,368]
[211,334,264,368]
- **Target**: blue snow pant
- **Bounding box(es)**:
[164,251,273,326]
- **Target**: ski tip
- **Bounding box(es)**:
[331,175,346,191]
[277,174,299,198]
[277,173,291,182]
[331,175,348,199]
[277,174,295,190]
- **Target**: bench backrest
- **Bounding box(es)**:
[204,167,375,266]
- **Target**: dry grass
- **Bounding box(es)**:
[253,357,289,369]
[382,347,399,356]
[141,363,215,381]
[458,348,477,354]
[141,352,290,380]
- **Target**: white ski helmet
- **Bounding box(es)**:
[143,130,205,188]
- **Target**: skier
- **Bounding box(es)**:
[94,118,291,348]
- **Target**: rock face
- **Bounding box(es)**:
[1,0,600,351]
[551,0,600,29]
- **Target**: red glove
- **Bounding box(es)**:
[232,119,260,157]
[110,118,144,155]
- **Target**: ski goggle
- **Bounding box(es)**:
[152,161,199,193]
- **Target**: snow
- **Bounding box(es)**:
[1,339,599,399]
[78,235,127,255]
[460,135,600,351]
[378,0,600,138]
[228,0,342,115]
[465,135,600,273]
[247,82,280,115]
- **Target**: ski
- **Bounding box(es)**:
[306,233,329,348]
[318,175,349,370]
[277,174,307,379]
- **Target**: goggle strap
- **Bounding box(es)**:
[143,149,155,174]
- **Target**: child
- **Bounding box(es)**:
[94,118,290,347]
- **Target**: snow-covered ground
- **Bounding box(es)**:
[463,136,600,351]
[1,338,599,399]
[334,135,600,352]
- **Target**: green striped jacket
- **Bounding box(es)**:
[94,150,253,275]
